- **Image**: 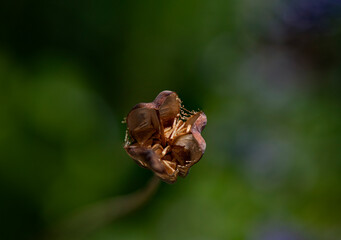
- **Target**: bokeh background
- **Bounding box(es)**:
[1,0,341,239]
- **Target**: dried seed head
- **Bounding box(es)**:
[124,90,207,184]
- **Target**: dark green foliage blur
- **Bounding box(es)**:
[1,0,341,239]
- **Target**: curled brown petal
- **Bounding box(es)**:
[187,112,207,154]
[126,91,181,142]
[184,111,207,134]
[124,145,165,174]
[172,112,207,176]
[126,107,160,145]
[124,144,179,184]
[154,91,181,127]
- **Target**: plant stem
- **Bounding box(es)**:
[45,176,160,240]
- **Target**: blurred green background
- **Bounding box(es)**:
[1,0,341,239]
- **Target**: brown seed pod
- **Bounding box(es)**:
[124,91,207,183]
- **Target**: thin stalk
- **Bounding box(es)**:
[44,176,160,240]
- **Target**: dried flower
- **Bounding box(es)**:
[124,91,207,183]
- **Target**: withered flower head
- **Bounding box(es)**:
[124,91,207,183]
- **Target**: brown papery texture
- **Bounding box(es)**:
[124,91,207,183]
